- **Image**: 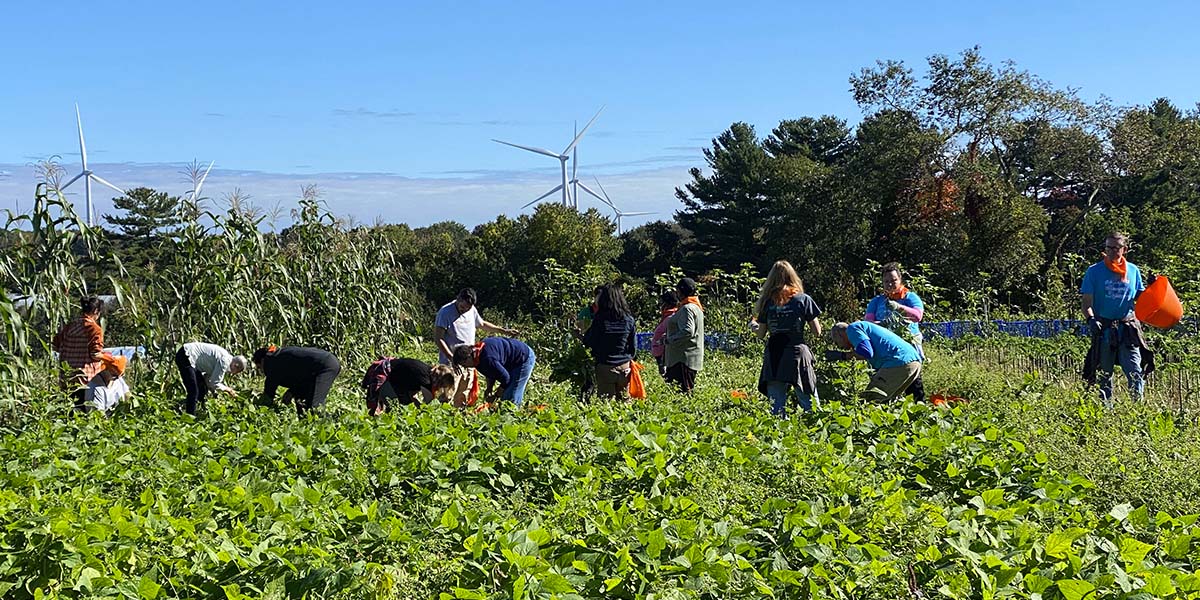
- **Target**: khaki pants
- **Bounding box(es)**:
[595,362,632,398]
[862,361,922,403]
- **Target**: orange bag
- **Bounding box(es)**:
[628,361,647,400]
[1135,275,1183,329]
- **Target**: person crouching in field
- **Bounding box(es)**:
[52,295,106,412]
[252,346,342,416]
[864,262,926,402]
[452,337,536,408]
[175,342,247,415]
[362,357,457,415]
[83,352,130,415]
[829,321,922,403]
[751,261,823,417]
[650,290,680,376]
[664,278,705,393]
[582,284,637,399]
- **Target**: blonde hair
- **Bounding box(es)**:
[430,364,456,400]
[755,260,804,318]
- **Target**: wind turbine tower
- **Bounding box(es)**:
[495,106,603,209]
[60,104,126,226]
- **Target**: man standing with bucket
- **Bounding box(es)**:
[1081,232,1154,406]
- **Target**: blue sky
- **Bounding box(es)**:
[2,0,1198,228]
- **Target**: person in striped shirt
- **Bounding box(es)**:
[52,296,106,411]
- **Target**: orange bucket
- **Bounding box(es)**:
[1135,275,1183,329]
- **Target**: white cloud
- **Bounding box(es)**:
[0,161,702,230]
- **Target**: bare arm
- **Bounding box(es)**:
[480,320,519,336]
[434,326,453,361]
[809,318,822,339]
[1081,294,1095,320]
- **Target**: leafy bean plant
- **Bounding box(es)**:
[2,349,1200,599]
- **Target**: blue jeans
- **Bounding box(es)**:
[766,381,817,417]
[1097,331,1143,404]
[500,350,536,407]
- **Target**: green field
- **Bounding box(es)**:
[2,347,1199,600]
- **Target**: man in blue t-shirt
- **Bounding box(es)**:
[1080,232,1147,404]
[830,321,922,403]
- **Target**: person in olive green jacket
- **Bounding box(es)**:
[664,277,705,393]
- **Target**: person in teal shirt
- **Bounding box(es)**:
[864,262,926,401]
[1080,231,1148,405]
[830,321,922,403]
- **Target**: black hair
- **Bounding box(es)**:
[456,288,477,305]
[660,289,680,308]
[81,295,104,315]
[596,284,631,320]
[251,346,272,367]
[451,344,476,366]
[880,262,902,279]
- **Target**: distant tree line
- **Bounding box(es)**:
[9,48,1199,324]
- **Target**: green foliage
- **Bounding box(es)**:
[2,349,1200,598]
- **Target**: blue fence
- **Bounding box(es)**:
[920,320,1088,339]
[633,318,1194,349]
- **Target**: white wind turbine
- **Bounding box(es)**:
[576,176,654,234]
[495,106,604,210]
[60,104,126,226]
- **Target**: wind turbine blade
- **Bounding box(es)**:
[521,185,563,209]
[61,172,85,190]
[75,104,88,169]
[593,176,613,203]
[194,161,214,198]
[575,182,613,209]
[492,139,561,158]
[561,105,604,155]
[90,174,125,195]
[619,211,655,217]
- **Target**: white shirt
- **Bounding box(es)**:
[86,376,129,413]
[183,342,234,391]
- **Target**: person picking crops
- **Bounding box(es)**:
[864,262,926,402]
[252,345,342,417]
[451,337,536,408]
[1081,231,1154,406]
[829,321,922,403]
[664,277,705,393]
[434,288,520,365]
[175,342,247,415]
[84,352,130,415]
[581,284,637,399]
[750,261,822,417]
[52,295,107,411]
[361,357,457,415]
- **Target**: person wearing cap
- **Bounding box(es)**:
[434,288,520,365]
[52,295,106,410]
[664,277,705,393]
[175,342,248,415]
[252,345,342,417]
[362,357,457,415]
[451,337,536,407]
[829,321,922,403]
[84,352,129,415]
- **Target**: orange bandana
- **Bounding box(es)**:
[773,285,800,306]
[679,296,704,312]
[886,286,909,301]
[1104,256,1128,282]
